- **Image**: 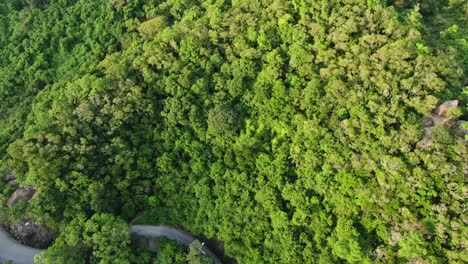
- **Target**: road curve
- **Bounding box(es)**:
[0,225,222,264]
[0,227,44,264]
[131,225,222,264]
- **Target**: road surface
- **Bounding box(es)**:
[0,225,222,264]
[0,227,43,264]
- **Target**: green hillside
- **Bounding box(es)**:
[0,0,466,263]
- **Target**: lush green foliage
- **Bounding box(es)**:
[36,213,132,263]
[0,0,466,263]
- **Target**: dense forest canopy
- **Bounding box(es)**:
[0,0,466,263]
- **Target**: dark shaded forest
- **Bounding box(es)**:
[0,0,466,263]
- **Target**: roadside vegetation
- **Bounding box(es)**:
[0,0,466,263]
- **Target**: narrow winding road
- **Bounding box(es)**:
[0,225,222,264]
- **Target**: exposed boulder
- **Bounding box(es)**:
[428,114,444,126]
[31,191,39,200]
[417,100,465,150]
[6,179,18,186]
[1,219,57,249]
[435,100,458,117]
[3,168,15,182]
[6,188,36,206]
[422,116,433,127]
[416,127,433,150]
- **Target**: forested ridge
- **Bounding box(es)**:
[0,0,466,263]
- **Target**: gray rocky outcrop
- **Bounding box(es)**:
[2,219,57,249]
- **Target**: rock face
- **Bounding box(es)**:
[6,188,36,206]
[1,219,57,249]
[435,100,458,117]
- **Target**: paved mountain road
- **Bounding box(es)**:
[0,227,43,264]
[131,225,222,264]
[0,225,222,264]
